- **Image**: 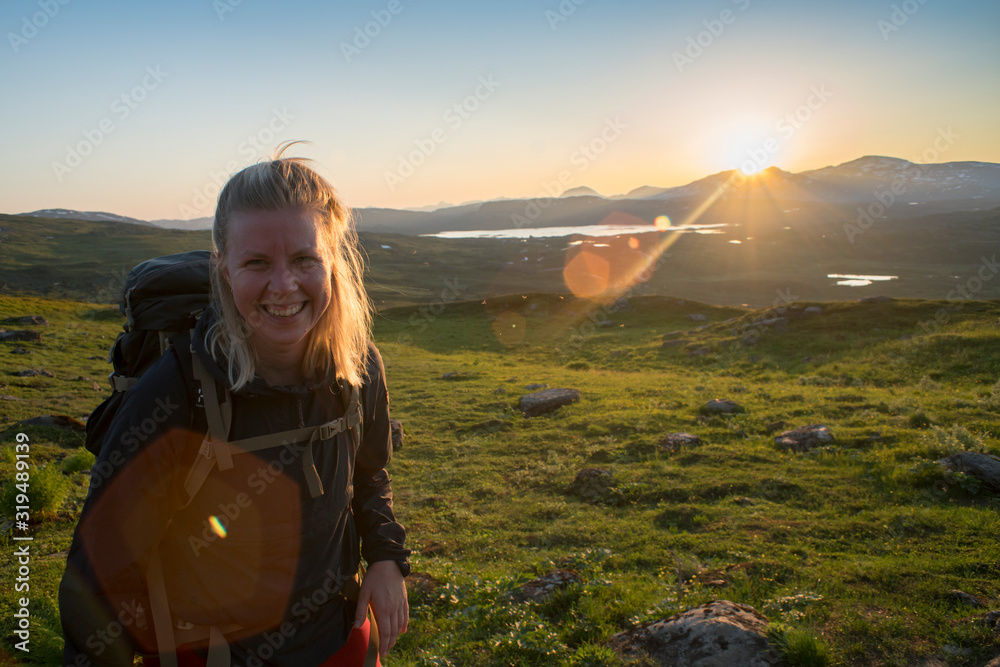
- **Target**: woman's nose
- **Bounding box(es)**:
[269,262,297,293]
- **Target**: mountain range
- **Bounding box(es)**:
[17,156,1000,235]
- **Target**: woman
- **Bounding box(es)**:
[60,147,410,666]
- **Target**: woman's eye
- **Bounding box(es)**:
[245,259,267,267]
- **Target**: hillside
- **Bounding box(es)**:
[3,208,1000,311]
[0,293,998,665]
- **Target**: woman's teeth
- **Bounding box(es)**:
[263,303,304,317]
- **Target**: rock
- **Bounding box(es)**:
[2,315,48,326]
[1,395,20,401]
[661,338,690,348]
[947,589,988,608]
[937,452,1000,493]
[607,600,781,667]
[12,369,54,378]
[687,346,712,357]
[389,419,404,451]
[860,295,893,303]
[514,570,581,602]
[493,385,506,394]
[524,383,548,391]
[775,424,833,452]
[662,330,685,340]
[660,433,702,452]
[688,313,708,322]
[703,399,742,414]
[982,655,1000,667]
[804,306,823,314]
[568,468,615,503]
[441,372,460,381]
[520,388,580,416]
[0,330,42,343]
[18,415,86,432]
[10,347,30,355]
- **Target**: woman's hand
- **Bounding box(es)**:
[354,560,408,659]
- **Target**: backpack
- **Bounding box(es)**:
[86,250,377,667]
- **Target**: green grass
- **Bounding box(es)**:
[1,293,999,665]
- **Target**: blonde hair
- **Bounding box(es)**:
[208,142,372,390]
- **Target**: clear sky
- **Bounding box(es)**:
[1,0,998,220]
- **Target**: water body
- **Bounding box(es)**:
[828,273,899,287]
[423,223,726,239]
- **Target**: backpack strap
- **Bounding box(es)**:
[184,344,363,501]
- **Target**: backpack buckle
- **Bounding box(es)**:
[318,419,345,441]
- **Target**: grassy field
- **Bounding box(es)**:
[1,291,999,665]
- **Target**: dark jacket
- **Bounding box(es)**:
[60,309,409,666]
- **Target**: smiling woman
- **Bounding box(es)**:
[60,145,411,667]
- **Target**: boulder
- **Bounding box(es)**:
[661,338,690,348]
[703,399,742,414]
[607,600,781,666]
[18,415,86,432]
[688,313,708,322]
[389,419,404,451]
[2,315,48,326]
[10,347,30,355]
[0,330,42,343]
[520,388,580,416]
[513,570,581,602]
[660,433,702,452]
[947,589,988,608]
[803,306,823,314]
[774,424,833,452]
[937,452,1000,493]
[12,369,54,378]
[524,383,548,391]
[568,468,615,503]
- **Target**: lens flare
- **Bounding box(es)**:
[628,237,640,250]
[563,250,611,298]
[208,515,227,539]
[654,215,671,230]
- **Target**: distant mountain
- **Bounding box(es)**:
[15,157,1000,236]
[18,209,154,227]
[561,186,604,198]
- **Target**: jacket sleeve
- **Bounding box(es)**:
[60,351,199,665]
[351,343,410,572]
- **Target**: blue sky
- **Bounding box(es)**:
[1,0,998,220]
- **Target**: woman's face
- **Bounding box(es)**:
[220,208,333,363]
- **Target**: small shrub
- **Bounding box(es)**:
[566,360,591,370]
[565,643,624,666]
[907,412,931,429]
[1,464,70,521]
[62,448,95,474]
[768,626,832,667]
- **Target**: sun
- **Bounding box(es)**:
[738,161,771,176]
